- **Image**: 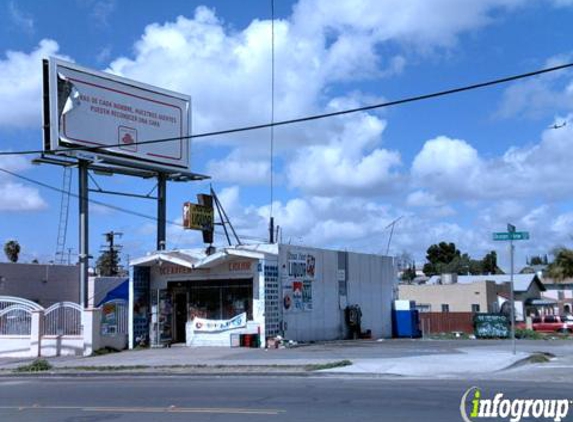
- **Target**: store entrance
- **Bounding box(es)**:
[173,291,188,343]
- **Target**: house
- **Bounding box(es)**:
[540,277,573,315]
[0,262,79,307]
[399,277,509,314]
[399,273,546,320]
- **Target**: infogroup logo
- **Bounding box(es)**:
[460,387,571,422]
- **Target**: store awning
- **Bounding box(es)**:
[525,298,558,307]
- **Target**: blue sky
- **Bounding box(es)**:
[1,0,573,271]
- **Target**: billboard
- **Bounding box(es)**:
[43,57,191,172]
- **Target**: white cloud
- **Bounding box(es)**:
[0,154,46,212]
[406,190,442,207]
[105,1,535,195]
[0,154,32,176]
[496,53,573,119]
[411,136,483,198]
[8,2,34,35]
[411,118,573,202]
[206,152,270,185]
[0,40,69,128]
[0,182,46,211]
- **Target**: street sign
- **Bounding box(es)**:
[492,231,530,241]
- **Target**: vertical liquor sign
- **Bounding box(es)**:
[284,248,316,312]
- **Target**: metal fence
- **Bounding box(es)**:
[43,302,82,336]
[419,312,475,335]
[0,296,42,335]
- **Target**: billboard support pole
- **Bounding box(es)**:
[78,160,89,308]
[157,173,167,251]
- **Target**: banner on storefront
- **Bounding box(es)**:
[193,312,247,332]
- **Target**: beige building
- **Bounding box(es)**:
[399,279,509,313]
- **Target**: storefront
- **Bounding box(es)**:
[128,244,395,348]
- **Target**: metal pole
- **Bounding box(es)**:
[157,173,167,251]
[510,237,516,355]
[78,160,89,308]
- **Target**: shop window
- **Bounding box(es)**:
[185,279,253,321]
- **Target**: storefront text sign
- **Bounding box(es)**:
[228,261,252,272]
[193,313,247,332]
[159,265,194,276]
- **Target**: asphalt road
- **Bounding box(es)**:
[1,376,572,422]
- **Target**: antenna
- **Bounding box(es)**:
[385,216,404,256]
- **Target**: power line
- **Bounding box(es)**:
[0,165,265,242]
[1,61,572,158]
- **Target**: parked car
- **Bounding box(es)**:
[518,315,573,333]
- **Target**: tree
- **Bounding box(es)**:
[528,255,548,266]
[96,249,120,276]
[3,240,21,263]
[547,247,573,281]
[401,263,417,283]
[481,251,501,274]
[423,242,461,276]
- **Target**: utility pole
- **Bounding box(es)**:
[99,231,123,276]
[508,223,516,355]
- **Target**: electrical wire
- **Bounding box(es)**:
[1,61,572,157]
[0,165,266,242]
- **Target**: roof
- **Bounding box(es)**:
[426,274,545,292]
[129,243,275,269]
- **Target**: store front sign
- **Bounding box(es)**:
[193,312,247,332]
[159,265,194,276]
[228,261,252,272]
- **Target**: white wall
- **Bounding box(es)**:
[39,336,84,357]
[0,336,31,357]
[279,246,395,342]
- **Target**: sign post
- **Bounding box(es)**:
[492,224,530,355]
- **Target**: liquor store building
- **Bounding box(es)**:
[128,244,395,348]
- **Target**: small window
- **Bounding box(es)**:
[471,304,480,313]
[441,304,450,313]
[558,291,565,300]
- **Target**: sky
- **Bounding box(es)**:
[1,0,573,272]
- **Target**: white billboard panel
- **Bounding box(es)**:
[43,58,190,172]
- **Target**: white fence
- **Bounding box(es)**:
[0,296,127,358]
[44,302,82,336]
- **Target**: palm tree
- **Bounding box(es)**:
[3,240,21,263]
[547,247,573,281]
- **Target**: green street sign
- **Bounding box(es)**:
[493,231,530,241]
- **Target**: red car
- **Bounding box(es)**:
[519,315,573,333]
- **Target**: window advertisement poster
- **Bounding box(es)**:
[101,303,117,335]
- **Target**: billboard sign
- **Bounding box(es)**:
[183,202,214,231]
[43,57,191,172]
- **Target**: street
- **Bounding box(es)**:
[1,376,572,422]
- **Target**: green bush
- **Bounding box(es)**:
[14,359,53,372]
[515,328,542,340]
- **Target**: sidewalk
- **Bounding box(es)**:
[0,340,536,377]
[320,348,530,377]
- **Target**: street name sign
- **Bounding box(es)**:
[492,232,530,241]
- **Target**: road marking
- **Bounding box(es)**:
[0,405,284,415]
